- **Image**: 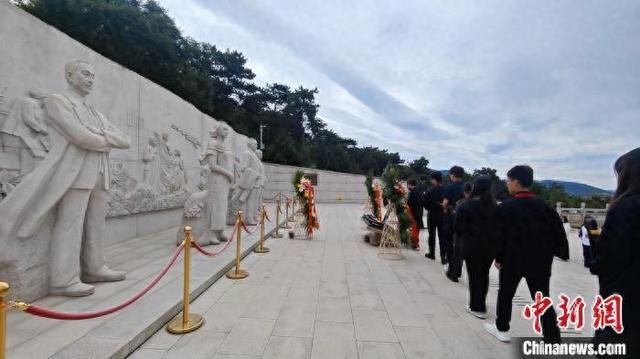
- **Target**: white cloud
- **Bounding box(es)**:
[157,0,640,189]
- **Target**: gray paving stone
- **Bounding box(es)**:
[218,318,276,356]
[163,331,226,359]
[353,309,398,342]
[310,322,357,359]
[262,336,312,359]
[357,341,407,359]
[317,296,352,323]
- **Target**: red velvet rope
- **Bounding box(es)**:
[191,225,237,257]
[24,242,185,320]
[241,221,258,235]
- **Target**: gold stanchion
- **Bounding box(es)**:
[282,199,292,229]
[274,197,283,238]
[0,282,7,359]
[226,211,249,279]
[167,227,204,334]
[253,205,270,254]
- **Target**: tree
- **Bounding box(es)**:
[16,0,402,174]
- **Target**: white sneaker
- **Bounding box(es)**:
[466,306,487,319]
[484,322,511,342]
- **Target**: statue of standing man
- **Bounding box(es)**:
[202,123,234,244]
[0,60,131,297]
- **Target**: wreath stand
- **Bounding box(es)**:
[378,206,403,260]
[289,200,313,240]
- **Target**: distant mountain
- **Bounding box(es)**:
[540,180,613,198]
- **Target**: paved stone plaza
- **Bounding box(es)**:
[131,203,598,359]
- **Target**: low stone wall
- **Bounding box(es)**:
[262,163,367,203]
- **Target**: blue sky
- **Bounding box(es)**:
[156,0,640,189]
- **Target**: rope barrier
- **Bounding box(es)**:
[264,211,271,223]
[15,242,186,320]
[241,221,258,236]
[191,225,237,257]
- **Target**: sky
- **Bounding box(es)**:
[156,0,639,189]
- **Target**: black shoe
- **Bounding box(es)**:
[445,272,459,283]
[425,252,435,260]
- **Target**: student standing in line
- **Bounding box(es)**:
[578,216,598,269]
[417,175,430,229]
[424,172,445,262]
[442,166,465,281]
[485,165,569,343]
[446,181,474,282]
[455,176,499,319]
[591,148,640,357]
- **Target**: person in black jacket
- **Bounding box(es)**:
[591,148,640,357]
[424,171,445,262]
[485,165,569,343]
[442,165,465,282]
[455,176,499,319]
[417,175,430,229]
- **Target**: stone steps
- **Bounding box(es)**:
[6,206,288,359]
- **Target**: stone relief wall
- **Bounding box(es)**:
[0,2,266,300]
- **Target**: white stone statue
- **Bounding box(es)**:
[202,124,234,243]
[0,60,131,297]
[230,139,261,225]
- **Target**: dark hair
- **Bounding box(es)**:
[419,175,429,183]
[507,165,534,188]
[407,179,418,186]
[463,182,473,194]
[449,166,464,178]
[611,147,640,208]
[584,217,599,230]
[562,216,569,223]
[471,175,496,207]
[430,171,443,183]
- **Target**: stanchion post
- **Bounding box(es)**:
[0,282,7,359]
[226,211,249,279]
[274,197,283,238]
[282,198,292,229]
[254,205,270,254]
[167,227,204,334]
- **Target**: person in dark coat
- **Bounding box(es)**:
[446,181,474,282]
[417,175,430,229]
[485,165,569,343]
[442,165,465,281]
[424,171,445,262]
[591,148,640,357]
[455,176,499,319]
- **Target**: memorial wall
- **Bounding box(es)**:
[0,3,265,300]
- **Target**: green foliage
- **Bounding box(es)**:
[381,164,411,247]
[17,0,398,175]
[365,171,380,220]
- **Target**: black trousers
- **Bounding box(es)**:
[442,214,455,263]
[427,214,445,259]
[495,267,561,340]
[465,256,493,312]
[582,244,592,268]
[447,233,463,278]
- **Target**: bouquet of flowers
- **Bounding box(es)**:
[365,171,383,221]
[293,170,320,235]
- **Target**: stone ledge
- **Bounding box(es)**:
[7,206,286,359]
